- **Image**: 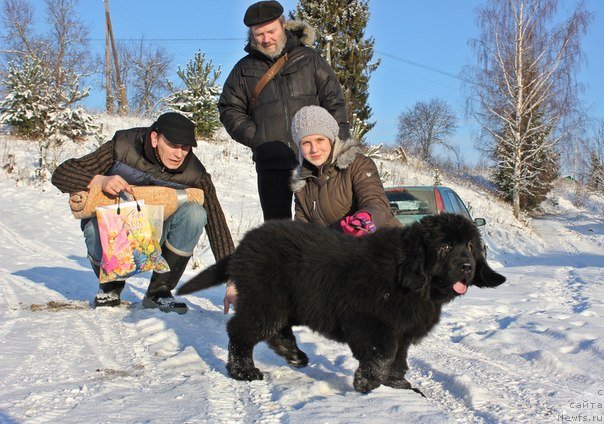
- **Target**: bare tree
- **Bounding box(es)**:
[464,0,592,217]
[1,0,93,105]
[45,0,93,94]
[0,0,95,181]
[101,39,172,116]
[396,98,457,163]
[0,0,38,61]
[130,40,172,115]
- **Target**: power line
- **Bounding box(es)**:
[375,50,473,85]
[87,39,470,87]
[88,38,245,42]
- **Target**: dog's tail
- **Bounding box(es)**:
[176,255,231,295]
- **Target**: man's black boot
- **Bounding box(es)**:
[94,281,126,307]
[90,261,125,307]
[143,245,190,314]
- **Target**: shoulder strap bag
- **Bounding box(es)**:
[248,53,288,112]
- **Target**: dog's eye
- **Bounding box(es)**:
[439,244,452,254]
[467,241,473,251]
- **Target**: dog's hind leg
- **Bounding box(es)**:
[226,315,264,381]
[341,315,398,393]
[267,326,309,368]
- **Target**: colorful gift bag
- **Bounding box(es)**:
[96,199,169,283]
[141,203,165,242]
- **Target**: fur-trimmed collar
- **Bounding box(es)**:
[290,138,363,192]
[284,20,316,46]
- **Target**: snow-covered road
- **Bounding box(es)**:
[1,181,603,423]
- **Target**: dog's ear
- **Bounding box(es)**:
[471,233,505,288]
[473,257,506,288]
[397,241,431,299]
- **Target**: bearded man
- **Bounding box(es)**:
[218,0,350,222]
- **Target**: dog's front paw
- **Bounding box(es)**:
[353,365,382,393]
[227,361,264,381]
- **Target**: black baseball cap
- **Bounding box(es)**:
[152,112,197,147]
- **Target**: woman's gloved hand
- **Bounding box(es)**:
[340,212,376,237]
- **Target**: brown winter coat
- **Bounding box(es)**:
[291,138,401,231]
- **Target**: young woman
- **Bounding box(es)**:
[290,106,400,235]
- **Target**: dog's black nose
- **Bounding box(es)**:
[461,263,472,274]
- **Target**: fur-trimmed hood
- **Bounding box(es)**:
[246,20,316,54]
[291,138,363,192]
[284,20,316,46]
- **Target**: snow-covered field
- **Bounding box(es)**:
[0,119,603,423]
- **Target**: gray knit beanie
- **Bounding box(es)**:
[291,106,339,145]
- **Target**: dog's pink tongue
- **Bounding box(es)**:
[453,281,468,294]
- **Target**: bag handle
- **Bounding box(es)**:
[248,53,288,113]
[117,192,141,215]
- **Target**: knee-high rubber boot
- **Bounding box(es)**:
[90,260,126,308]
[142,246,189,314]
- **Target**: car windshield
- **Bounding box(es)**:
[387,190,437,215]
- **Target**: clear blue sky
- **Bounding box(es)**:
[70,0,603,163]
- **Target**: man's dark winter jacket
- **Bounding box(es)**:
[218,21,350,171]
[51,127,235,260]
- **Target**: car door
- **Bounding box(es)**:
[441,189,473,220]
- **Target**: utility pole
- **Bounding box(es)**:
[324,34,333,66]
[104,0,128,114]
[105,14,114,114]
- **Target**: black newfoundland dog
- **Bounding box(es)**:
[177,213,506,393]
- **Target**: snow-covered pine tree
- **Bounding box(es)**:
[292,0,379,141]
[0,59,96,179]
[588,153,602,192]
[0,59,95,141]
[0,59,52,139]
[165,51,222,140]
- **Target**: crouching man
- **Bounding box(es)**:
[51,112,234,314]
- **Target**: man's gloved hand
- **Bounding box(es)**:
[340,212,376,237]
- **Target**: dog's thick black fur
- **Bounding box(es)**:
[177,213,506,393]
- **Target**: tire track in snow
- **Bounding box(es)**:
[204,370,286,423]
[0,272,144,422]
[0,274,72,395]
[410,338,562,423]
[0,220,66,261]
[153,306,287,423]
[0,271,19,340]
[532,215,579,255]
